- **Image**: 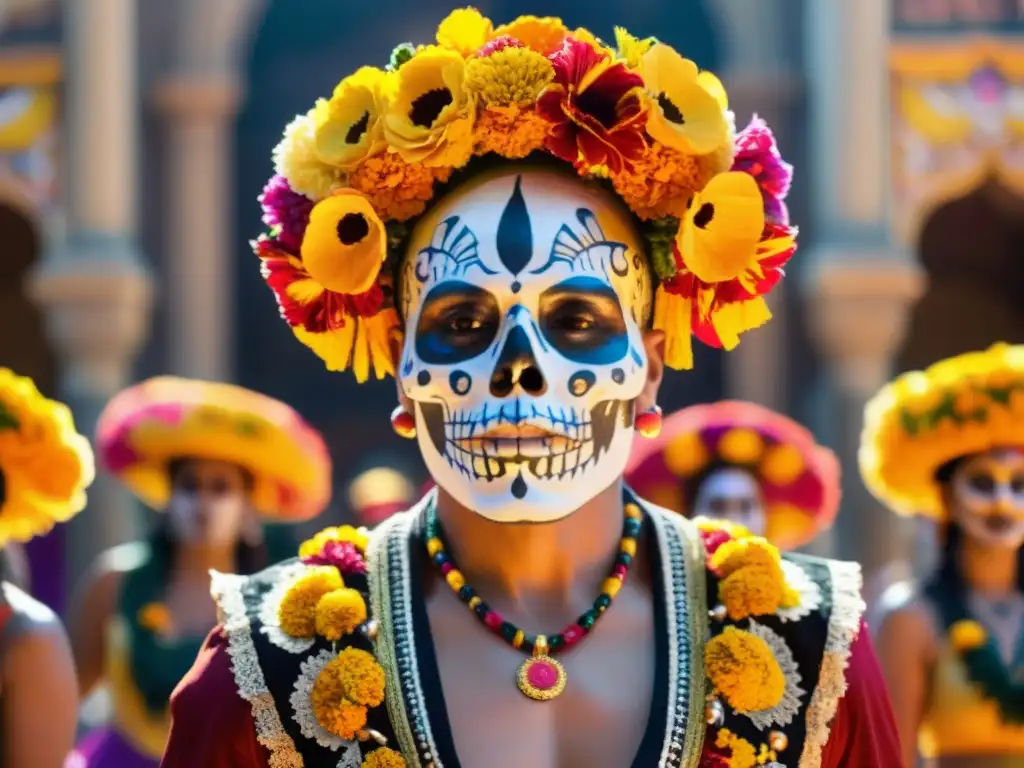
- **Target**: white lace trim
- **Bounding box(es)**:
[210,570,304,768]
[744,621,806,730]
[259,562,317,654]
[777,559,823,623]
[289,648,361,756]
[823,560,865,654]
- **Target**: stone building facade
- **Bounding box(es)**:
[0,0,1020,607]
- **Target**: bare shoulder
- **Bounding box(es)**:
[1,582,64,638]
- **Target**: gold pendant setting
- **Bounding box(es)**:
[516,654,566,701]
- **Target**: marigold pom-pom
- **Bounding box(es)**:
[706,626,786,712]
[301,190,387,296]
[333,647,387,707]
[759,442,805,486]
[717,427,765,465]
[277,566,344,638]
[663,430,710,477]
[315,588,368,641]
[362,747,407,768]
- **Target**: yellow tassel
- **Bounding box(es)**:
[653,285,695,370]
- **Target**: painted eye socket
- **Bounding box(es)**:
[967,474,996,493]
[415,281,501,365]
[445,314,487,334]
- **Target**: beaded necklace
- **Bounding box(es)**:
[424,498,643,701]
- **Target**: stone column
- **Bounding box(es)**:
[801,0,925,604]
[28,0,153,594]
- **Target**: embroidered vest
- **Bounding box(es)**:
[211,501,864,768]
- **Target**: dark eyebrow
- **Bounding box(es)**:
[540,276,619,302]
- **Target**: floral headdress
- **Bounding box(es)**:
[255,8,797,382]
[860,343,1024,518]
[0,369,94,546]
[626,401,840,550]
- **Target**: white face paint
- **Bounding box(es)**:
[693,467,767,537]
[398,167,654,523]
[950,448,1024,549]
[166,459,251,547]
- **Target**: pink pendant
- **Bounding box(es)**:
[516,655,567,701]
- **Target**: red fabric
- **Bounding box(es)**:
[161,620,900,767]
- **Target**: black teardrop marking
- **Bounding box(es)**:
[496,176,532,276]
[511,472,528,499]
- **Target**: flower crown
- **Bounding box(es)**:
[255,8,797,382]
[860,343,1024,518]
[0,369,95,545]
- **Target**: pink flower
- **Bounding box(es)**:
[301,540,366,575]
[730,115,793,225]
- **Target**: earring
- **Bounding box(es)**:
[635,404,662,438]
[391,405,416,439]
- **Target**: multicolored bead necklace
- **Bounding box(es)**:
[424,498,643,701]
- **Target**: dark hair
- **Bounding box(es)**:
[682,460,761,511]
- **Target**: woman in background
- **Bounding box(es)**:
[67,377,331,768]
[626,400,840,550]
[0,368,94,766]
[869,344,1024,767]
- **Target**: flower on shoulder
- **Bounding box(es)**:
[731,115,793,225]
[464,41,554,105]
[491,15,568,55]
[949,619,988,652]
[613,26,655,69]
[640,44,730,156]
[303,539,367,574]
[137,602,173,636]
[301,524,371,557]
[315,588,368,641]
[705,626,786,713]
[273,110,344,201]
[436,7,493,57]
[362,747,407,768]
[383,46,475,168]
[277,566,343,638]
[711,537,798,620]
[310,648,386,739]
[537,37,648,174]
[714,728,759,768]
[312,67,390,170]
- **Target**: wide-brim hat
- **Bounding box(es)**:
[860,343,1024,518]
[626,400,840,549]
[95,377,331,521]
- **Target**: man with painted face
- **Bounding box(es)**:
[626,401,842,550]
[162,10,900,767]
[867,345,1024,767]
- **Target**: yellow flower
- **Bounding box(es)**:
[464,47,554,105]
[473,104,550,159]
[717,427,765,466]
[677,171,765,284]
[312,67,390,170]
[273,110,344,200]
[315,588,368,641]
[313,695,366,741]
[949,619,988,652]
[715,728,759,768]
[759,443,806,486]
[711,537,797,619]
[706,626,786,712]
[300,525,371,558]
[347,150,453,221]
[696,517,752,540]
[137,602,173,635]
[300,190,387,296]
[332,647,386,707]
[436,7,493,57]
[277,566,343,637]
[613,26,655,69]
[711,536,782,576]
[383,46,475,168]
[640,44,729,155]
[492,15,568,55]
[362,747,406,768]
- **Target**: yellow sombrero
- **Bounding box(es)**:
[95,377,331,521]
[860,343,1024,518]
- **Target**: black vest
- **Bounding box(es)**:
[211,502,864,767]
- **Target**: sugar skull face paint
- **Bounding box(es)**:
[949,448,1024,549]
[692,467,767,536]
[398,167,654,523]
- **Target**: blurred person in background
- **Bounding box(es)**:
[626,400,841,550]
[347,465,415,527]
[0,368,94,767]
[161,8,899,766]
[869,344,1024,767]
[67,377,331,768]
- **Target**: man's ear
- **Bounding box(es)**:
[389,326,412,412]
[635,329,666,415]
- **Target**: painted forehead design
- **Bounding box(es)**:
[399,167,653,325]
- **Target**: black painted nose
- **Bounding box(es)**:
[490,325,546,397]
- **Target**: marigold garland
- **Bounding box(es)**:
[706,626,786,712]
[278,566,344,638]
[473,105,550,158]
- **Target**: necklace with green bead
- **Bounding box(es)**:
[424,498,643,701]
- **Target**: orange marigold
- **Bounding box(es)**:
[333,647,387,707]
[705,626,785,713]
[315,588,368,641]
[610,143,714,221]
[278,566,344,638]
[362,746,406,768]
[474,105,549,159]
[347,151,453,222]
